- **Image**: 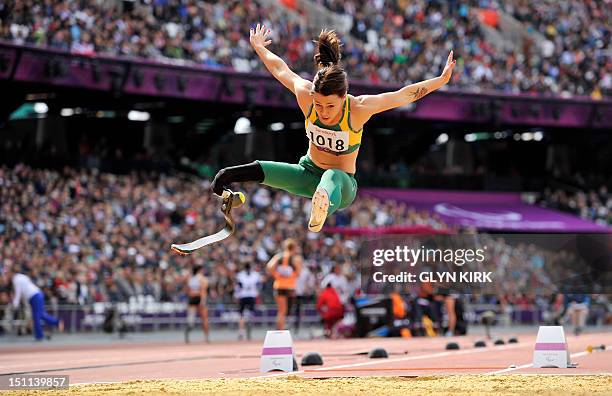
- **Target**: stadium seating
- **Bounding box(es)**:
[0,0,608,97]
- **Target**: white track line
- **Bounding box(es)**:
[252,343,528,379]
[486,345,612,375]
[71,343,612,382]
[486,363,533,375]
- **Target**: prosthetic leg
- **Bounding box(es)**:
[171,189,245,255]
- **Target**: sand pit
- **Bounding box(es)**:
[7,375,612,395]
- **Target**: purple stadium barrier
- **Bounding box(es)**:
[1,42,611,129]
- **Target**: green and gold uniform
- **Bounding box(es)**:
[257,98,361,216]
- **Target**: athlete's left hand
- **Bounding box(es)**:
[440,51,456,85]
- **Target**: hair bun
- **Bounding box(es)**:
[313,29,342,69]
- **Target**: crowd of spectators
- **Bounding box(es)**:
[499,0,611,99]
[0,164,451,308]
[0,0,305,70]
[1,163,610,339]
[538,184,610,226]
[315,0,516,91]
[314,0,611,97]
[1,163,608,312]
[0,0,609,97]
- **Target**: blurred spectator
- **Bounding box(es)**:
[294,261,317,335]
[321,264,350,305]
[539,184,611,225]
[316,280,344,338]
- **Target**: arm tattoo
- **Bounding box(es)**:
[409,87,429,101]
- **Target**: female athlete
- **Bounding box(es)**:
[184,265,209,343]
[211,24,456,232]
[266,238,303,330]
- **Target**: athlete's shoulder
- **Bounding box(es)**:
[348,94,367,111]
[346,94,366,132]
[295,78,313,92]
[296,80,314,117]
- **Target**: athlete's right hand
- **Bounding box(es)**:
[250,23,272,49]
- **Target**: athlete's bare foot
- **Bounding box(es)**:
[308,187,330,232]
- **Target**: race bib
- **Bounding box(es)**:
[306,122,349,153]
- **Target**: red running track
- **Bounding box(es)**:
[1,331,611,384]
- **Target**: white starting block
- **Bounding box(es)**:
[260,330,295,373]
[533,326,574,368]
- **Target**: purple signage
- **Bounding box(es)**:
[122,64,294,107]
[323,225,451,235]
[0,41,611,128]
[0,46,17,79]
[360,189,611,232]
[13,50,124,91]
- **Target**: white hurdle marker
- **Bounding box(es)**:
[532,326,574,368]
[260,330,295,373]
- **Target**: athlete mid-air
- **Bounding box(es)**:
[171,24,455,255]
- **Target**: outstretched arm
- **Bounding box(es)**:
[355,51,456,117]
[250,23,311,95]
[266,253,280,274]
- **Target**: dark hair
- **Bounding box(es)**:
[312,29,348,97]
[192,265,202,276]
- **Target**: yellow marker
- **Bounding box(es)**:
[586,344,606,353]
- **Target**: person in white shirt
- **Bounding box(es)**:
[235,263,261,340]
[321,264,349,305]
[2,266,62,340]
[294,263,316,334]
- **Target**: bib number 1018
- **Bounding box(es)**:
[306,124,349,153]
[308,131,346,152]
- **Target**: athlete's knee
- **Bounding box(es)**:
[322,169,344,185]
[210,162,264,196]
[322,168,338,178]
[211,168,228,196]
